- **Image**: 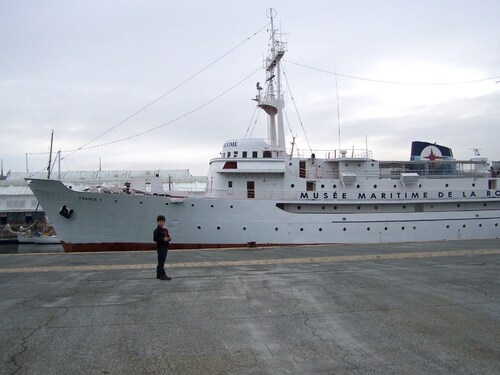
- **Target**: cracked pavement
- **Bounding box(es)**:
[0,239,499,374]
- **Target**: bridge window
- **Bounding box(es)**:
[263,151,272,158]
[252,151,258,158]
[242,151,247,158]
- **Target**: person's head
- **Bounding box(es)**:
[157,215,166,227]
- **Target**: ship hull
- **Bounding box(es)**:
[27,178,500,252]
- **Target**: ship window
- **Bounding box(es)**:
[228,181,233,188]
[228,152,231,157]
[488,179,497,189]
[306,181,316,191]
[234,151,238,158]
[263,150,272,158]
[242,151,247,158]
[252,151,258,158]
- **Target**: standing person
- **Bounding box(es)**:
[153,215,172,280]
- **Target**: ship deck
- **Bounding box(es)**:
[1,239,499,374]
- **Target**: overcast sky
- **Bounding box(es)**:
[1,0,499,176]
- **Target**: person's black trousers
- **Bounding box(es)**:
[156,248,168,277]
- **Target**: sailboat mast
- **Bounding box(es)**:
[47,130,54,180]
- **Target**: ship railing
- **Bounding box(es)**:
[379,160,490,179]
[290,148,372,160]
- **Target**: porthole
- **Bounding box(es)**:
[291,184,295,188]
[243,227,246,230]
[446,225,450,229]
[321,184,325,188]
[165,203,169,206]
[479,224,482,228]
[343,227,346,231]
[445,183,449,187]
[357,206,361,210]
[419,184,422,188]
[463,224,466,228]
[319,228,323,232]
[374,206,379,210]
[371,163,375,167]
[393,184,397,188]
[496,223,498,227]
[230,205,233,208]
[322,206,326,210]
[367,227,370,231]
[297,206,301,210]
[334,206,338,210]
[457,204,461,208]
[217,226,221,230]
[140,201,143,204]
[197,225,201,229]
[333,184,337,188]
[483,203,487,207]
[211,204,214,208]
[191,204,195,207]
[401,226,405,230]
[373,184,377,189]
[384,227,388,231]
[472,183,476,187]
[356,184,361,189]
[357,163,361,167]
[289,162,292,166]
[413,226,416,230]
[402,205,406,209]
[300,228,304,231]
[114,200,117,203]
[275,227,279,231]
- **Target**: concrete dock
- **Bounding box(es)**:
[1,239,499,374]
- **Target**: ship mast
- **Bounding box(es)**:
[256,8,287,151]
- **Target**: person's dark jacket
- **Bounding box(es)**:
[153,226,170,250]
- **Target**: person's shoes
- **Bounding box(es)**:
[160,275,171,281]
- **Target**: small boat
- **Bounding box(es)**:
[17,231,60,244]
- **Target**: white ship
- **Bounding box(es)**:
[27,12,500,252]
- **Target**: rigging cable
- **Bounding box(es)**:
[244,106,261,138]
[281,63,313,153]
[286,60,500,86]
[66,67,262,150]
[59,22,270,160]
